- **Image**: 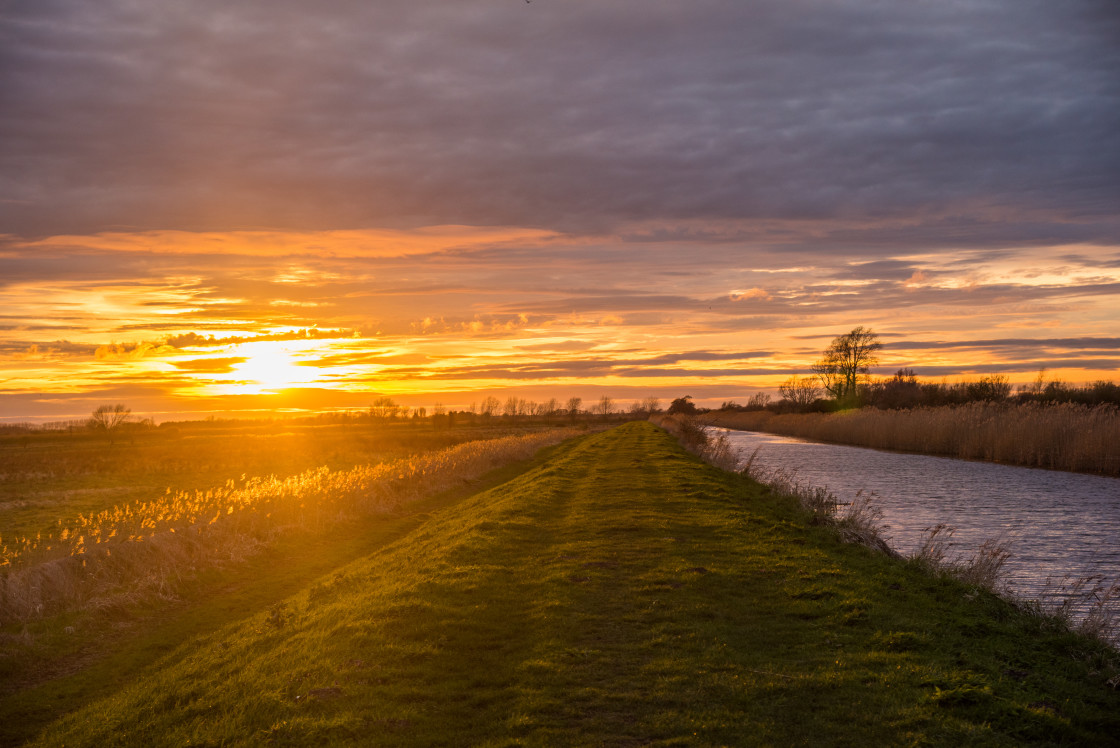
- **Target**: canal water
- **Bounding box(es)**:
[711,427,1120,612]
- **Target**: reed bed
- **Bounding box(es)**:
[703,402,1120,475]
[0,429,578,624]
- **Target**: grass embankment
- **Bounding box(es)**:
[13,422,1117,746]
[703,403,1120,476]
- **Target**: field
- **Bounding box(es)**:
[0,418,557,541]
[702,403,1120,476]
[3,422,1118,745]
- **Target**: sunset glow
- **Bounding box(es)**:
[2,2,1117,422]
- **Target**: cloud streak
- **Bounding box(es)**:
[1,1,1118,418]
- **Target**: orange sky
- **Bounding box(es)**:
[2,226,1117,422]
[2,3,1117,421]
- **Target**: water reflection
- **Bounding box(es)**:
[712,427,1120,606]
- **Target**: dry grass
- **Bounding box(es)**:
[0,429,579,624]
[1025,575,1120,646]
[703,402,1120,475]
[649,414,741,472]
[910,525,1013,594]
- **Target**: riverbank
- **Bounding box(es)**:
[12,422,1118,746]
[701,403,1120,476]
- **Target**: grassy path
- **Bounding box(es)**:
[21,423,1120,745]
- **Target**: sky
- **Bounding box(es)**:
[2,0,1119,422]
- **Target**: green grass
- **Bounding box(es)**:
[8,422,1120,745]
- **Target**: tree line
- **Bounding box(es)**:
[734,327,1120,414]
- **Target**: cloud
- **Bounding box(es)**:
[4,227,558,258]
[887,337,1120,352]
[1,1,1116,245]
[165,329,356,348]
[169,357,247,373]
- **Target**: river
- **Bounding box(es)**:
[711,427,1120,617]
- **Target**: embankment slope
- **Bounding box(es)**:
[28,422,1120,746]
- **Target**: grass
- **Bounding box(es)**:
[0,441,572,747]
[703,402,1120,475]
[8,422,1117,746]
[1,429,581,629]
[0,419,551,541]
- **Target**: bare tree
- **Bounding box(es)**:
[594,395,614,419]
[566,396,582,422]
[746,392,771,409]
[88,404,131,444]
[641,396,661,414]
[812,326,882,402]
[369,396,400,419]
[88,404,131,431]
[480,396,501,417]
[504,396,520,418]
[779,376,821,408]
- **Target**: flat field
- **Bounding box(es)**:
[0,419,548,540]
[3,422,1117,746]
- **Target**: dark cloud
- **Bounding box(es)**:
[889,337,1120,352]
[2,0,1117,243]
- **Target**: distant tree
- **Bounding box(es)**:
[812,326,882,403]
[868,368,921,409]
[779,376,821,409]
[966,374,1011,402]
[544,397,560,423]
[480,396,501,417]
[594,395,614,419]
[88,404,131,444]
[746,392,771,409]
[504,396,520,418]
[642,396,661,414]
[667,396,699,415]
[369,396,400,419]
[566,396,583,421]
[88,404,131,431]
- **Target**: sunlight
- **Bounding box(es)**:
[226,341,312,394]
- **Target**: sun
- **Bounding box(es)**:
[228,341,311,394]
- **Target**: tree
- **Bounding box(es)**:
[746,392,771,409]
[965,374,1011,402]
[779,375,821,409]
[369,396,400,419]
[88,404,131,444]
[544,397,560,423]
[480,396,501,417]
[667,396,699,415]
[566,396,582,422]
[594,395,614,419]
[812,326,882,403]
[869,368,921,409]
[88,404,130,431]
